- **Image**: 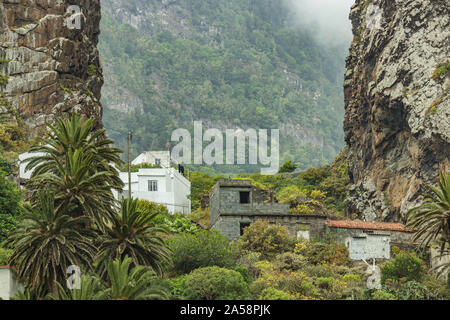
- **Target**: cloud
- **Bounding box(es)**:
[284,0,355,46]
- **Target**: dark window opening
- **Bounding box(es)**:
[240,222,251,236]
[239,191,250,204]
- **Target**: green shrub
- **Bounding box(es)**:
[234,266,251,284]
[300,280,320,298]
[183,266,250,300]
[372,289,396,300]
[277,185,306,204]
[397,281,437,300]
[169,229,233,274]
[342,274,361,285]
[167,275,187,298]
[381,251,425,284]
[0,247,12,265]
[294,241,350,266]
[235,220,295,259]
[258,287,293,300]
[274,252,304,271]
[278,161,297,173]
[316,277,333,289]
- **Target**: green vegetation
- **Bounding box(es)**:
[432,61,450,81]
[87,64,98,77]
[278,161,298,173]
[183,266,250,300]
[407,170,450,276]
[96,198,172,277]
[169,229,234,274]
[1,113,448,300]
[235,220,295,259]
[381,251,425,284]
[100,0,347,173]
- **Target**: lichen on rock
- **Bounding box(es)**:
[344,0,450,222]
[0,0,104,137]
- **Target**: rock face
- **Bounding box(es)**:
[0,0,103,136]
[344,0,450,222]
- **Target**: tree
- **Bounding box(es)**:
[96,198,172,277]
[169,229,233,274]
[278,161,297,173]
[235,220,295,259]
[183,266,250,300]
[104,256,170,300]
[23,113,124,227]
[52,275,109,300]
[0,169,22,241]
[50,256,170,300]
[4,192,97,297]
[407,171,450,275]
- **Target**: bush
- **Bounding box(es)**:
[372,289,397,300]
[258,287,293,300]
[235,220,295,259]
[277,185,306,204]
[381,251,425,284]
[236,251,262,278]
[294,241,350,266]
[274,252,304,271]
[397,281,437,300]
[0,247,12,265]
[316,277,333,289]
[169,229,233,274]
[278,161,297,173]
[166,275,187,298]
[183,266,250,300]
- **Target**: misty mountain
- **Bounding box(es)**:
[99,0,352,173]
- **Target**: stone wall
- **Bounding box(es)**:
[0,0,104,136]
[212,213,328,241]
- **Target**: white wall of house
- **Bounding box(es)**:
[132,151,171,168]
[345,233,391,260]
[117,168,191,214]
[0,266,23,300]
[18,151,47,180]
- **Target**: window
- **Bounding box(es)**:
[239,191,250,204]
[240,222,251,236]
[155,158,161,166]
[148,180,158,192]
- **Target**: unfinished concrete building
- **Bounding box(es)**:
[208,179,416,262]
[209,179,327,241]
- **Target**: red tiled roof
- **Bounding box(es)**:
[327,220,413,232]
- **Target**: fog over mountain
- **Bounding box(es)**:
[285,0,355,45]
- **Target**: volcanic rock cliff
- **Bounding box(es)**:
[344,0,450,222]
[0,0,103,136]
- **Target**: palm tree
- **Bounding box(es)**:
[407,170,450,275]
[96,198,172,277]
[104,256,170,300]
[50,274,109,300]
[3,192,97,298]
[23,113,124,227]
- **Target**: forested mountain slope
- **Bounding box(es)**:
[99,0,351,173]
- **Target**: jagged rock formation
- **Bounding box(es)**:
[344,0,450,222]
[0,0,103,136]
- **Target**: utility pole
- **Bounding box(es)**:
[128,131,132,199]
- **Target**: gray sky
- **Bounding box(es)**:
[284,0,355,46]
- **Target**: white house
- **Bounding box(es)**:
[0,266,23,300]
[18,151,47,180]
[18,149,191,215]
[115,168,191,214]
[132,151,171,168]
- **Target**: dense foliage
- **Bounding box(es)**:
[182,266,250,300]
[169,229,234,274]
[100,0,348,173]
